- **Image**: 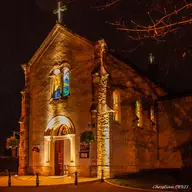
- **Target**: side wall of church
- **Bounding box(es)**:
[105,55,158,176]
[28,30,96,176]
[157,96,192,169]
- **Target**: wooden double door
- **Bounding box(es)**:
[55,139,70,176]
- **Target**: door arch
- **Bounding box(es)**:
[45,115,75,136]
[44,115,76,175]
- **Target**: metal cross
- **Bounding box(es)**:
[53,1,67,24]
[149,53,155,64]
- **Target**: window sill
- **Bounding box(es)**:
[49,97,69,104]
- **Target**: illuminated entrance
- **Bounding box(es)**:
[54,139,70,175]
[44,116,76,176]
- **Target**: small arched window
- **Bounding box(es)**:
[150,105,155,123]
[113,90,121,122]
[53,69,61,99]
[135,100,142,127]
[62,67,70,97]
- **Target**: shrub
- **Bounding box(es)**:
[6,136,19,149]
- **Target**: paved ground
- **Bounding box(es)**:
[0,180,148,192]
[0,175,178,192]
[0,175,98,186]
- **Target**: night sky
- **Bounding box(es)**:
[0,0,192,153]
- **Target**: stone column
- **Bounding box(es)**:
[96,40,113,179]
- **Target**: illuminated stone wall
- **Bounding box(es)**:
[103,54,163,176]
[19,24,187,178]
[23,25,95,175]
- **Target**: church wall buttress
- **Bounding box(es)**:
[19,64,30,175]
[95,40,112,178]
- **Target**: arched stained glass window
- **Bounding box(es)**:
[53,69,61,99]
[136,100,142,127]
[113,90,121,121]
[63,67,70,97]
[150,105,155,123]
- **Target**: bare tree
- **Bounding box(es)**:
[94,0,192,41]
[91,0,192,76]
[111,2,192,41]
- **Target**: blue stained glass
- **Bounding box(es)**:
[53,89,60,99]
[63,68,70,97]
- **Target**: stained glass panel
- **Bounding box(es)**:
[53,70,61,99]
[113,91,120,121]
[63,68,70,97]
[136,100,142,127]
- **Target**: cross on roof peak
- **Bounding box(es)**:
[149,53,155,64]
[53,1,67,24]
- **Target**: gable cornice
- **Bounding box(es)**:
[28,24,60,67]
[28,23,93,67]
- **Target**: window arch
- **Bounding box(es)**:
[113,90,121,122]
[135,100,142,127]
[62,67,70,97]
[53,69,61,99]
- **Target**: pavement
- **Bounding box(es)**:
[0,180,153,192]
[0,175,98,187]
[0,175,179,192]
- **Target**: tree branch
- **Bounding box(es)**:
[92,0,121,11]
[106,1,192,40]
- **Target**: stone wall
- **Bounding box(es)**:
[104,54,162,176]
[27,27,96,175]
[157,96,192,168]
[19,24,191,178]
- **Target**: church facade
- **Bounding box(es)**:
[18,23,191,178]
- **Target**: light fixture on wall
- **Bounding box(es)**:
[91,109,97,119]
[90,107,97,129]
[92,73,100,83]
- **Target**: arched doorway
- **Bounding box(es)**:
[44,116,76,176]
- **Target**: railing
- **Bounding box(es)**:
[0,170,96,187]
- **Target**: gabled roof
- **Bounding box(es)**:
[28,23,94,67]
[27,23,166,98]
[106,53,166,98]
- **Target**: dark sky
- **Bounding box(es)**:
[0,0,192,152]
